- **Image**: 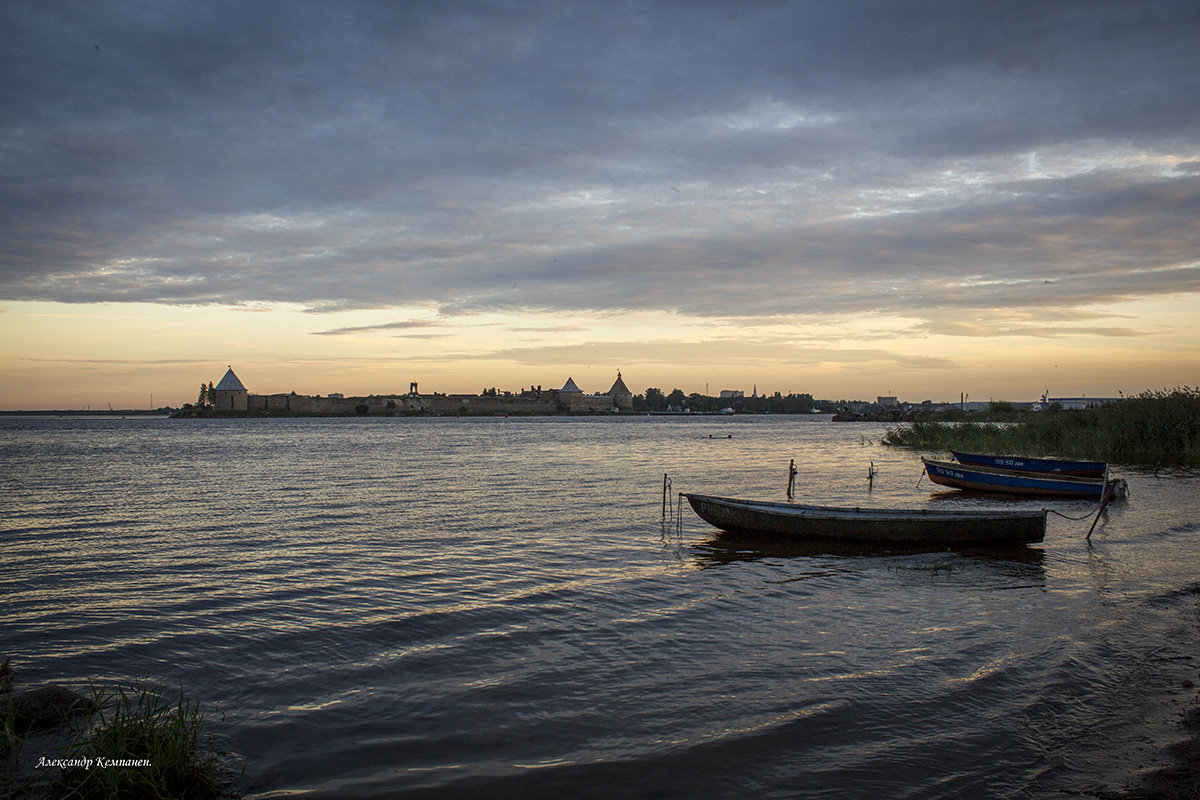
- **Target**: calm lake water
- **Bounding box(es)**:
[3,415,1199,798]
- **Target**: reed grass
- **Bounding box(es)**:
[51,680,230,800]
[2,694,24,798]
[882,387,1200,465]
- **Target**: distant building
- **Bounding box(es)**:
[1048,397,1121,410]
[212,367,248,411]
[557,372,633,412]
[877,396,899,408]
[719,390,744,399]
[608,372,634,411]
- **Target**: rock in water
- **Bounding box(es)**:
[10,686,97,731]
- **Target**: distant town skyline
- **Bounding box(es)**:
[2,2,1197,410]
[0,354,1147,412]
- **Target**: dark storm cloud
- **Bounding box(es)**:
[1,0,1198,329]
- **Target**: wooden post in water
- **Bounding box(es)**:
[662,473,669,521]
[787,459,798,500]
[1086,465,1112,540]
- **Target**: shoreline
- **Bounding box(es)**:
[6,695,1198,798]
[1112,704,1200,799]
[0,410,171,417]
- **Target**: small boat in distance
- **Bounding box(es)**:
[923,458,1126,499]
[684,494,1045,545]
[951,451,1107,478]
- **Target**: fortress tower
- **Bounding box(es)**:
[556,373,633,412]
[607,371,633,411]
[212,367,248,411]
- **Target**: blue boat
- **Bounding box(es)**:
[951,451,1107,478]
[923,458,1126,499]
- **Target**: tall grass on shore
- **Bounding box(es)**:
[882,387,1200,465]
[52,680,232,800]
[2,694,22,798]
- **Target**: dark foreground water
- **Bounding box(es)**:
[2,415,1199,799]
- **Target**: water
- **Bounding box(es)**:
[2,415,1199,798]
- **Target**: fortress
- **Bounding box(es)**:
[205,368,635,415]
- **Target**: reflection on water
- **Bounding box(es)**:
[1,415,1198,799]
[690,529,1049,568]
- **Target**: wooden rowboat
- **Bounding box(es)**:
[923,458,1125,499]
[684,494,1045,545]
[951,451,1107,478]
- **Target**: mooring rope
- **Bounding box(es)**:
[1046,507,1101,521]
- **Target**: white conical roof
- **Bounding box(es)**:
[214,367,246,391]
[560,377,582,393]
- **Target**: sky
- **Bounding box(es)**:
[1,0,1198,409]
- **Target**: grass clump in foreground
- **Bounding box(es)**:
[882,387,1200,465]
[51,680,234,800]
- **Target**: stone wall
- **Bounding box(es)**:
[564,393,621,413]
[226,380,631,416]
[213,389,247,411]
[243,391,567,415]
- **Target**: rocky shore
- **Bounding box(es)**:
[2,659,97,798]
[2,659,238,799]
[1118,704,1200,799]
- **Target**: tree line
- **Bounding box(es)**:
[633,388,839,414]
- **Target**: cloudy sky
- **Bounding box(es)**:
[2,0,1198,408]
